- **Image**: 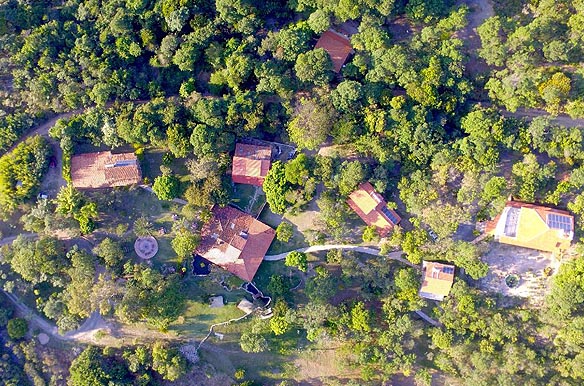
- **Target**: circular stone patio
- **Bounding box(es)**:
[134,236,159,260]
[38,333,50,345]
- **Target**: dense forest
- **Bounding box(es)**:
[1,0,584,385]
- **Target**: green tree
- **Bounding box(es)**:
[285,154,310,185]
[350,301,371,332]
[362,225,378,242]
[331,80,364,113]
[276,221,294,243]
[151,341,186,381]
[6,318,27,339]
[171,228,200,258]
[294,48,333,86]
[7,236,66,284]
[93,238,125,271]
[152,174,180,200]
[263,161,290,214]
[307,10,331,33]
[285,251,308,272]
[338,161,366,196]
[55,184,84,215]
[287,98,336,150]
[134,216,153,237]
[477,16,507,66]
[68,347,128,386]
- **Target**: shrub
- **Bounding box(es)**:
[7,318,28,339]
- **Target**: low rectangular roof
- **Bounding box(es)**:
[232,143,272,186]
[346,182,401,237]
[315,30,353,73]
[71,151,141,189]
[419,261,455,301]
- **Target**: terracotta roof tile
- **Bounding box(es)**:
[419,261,455,301]
[486,200,574,253]
[315,30,353,73]
[346,182,401,237]
[232,143,272,186]
[71,151,141,189]
[196,206,275,281]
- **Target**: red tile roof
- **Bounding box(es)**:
[196,206,275,281]
[486,200,574,254]
[315,30,353,73]
[231,143,272,186]
[346,182,401,237]
[71,151,141,189]
[419,261,455,301]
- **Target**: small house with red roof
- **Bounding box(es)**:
[346,182,401,237]
[71,151,141,189]
[315,30,353,73]
[231,143,272,186]
[195,206,275,282]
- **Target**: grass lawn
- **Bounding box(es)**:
[169,300,246,339]
[231,183,256,210]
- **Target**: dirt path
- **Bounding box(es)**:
[500,107,584,127]
[455,0,495,74]
[265,245,418,269]
[0,233,37,246]
[1,289,63,339]
[1,287,111,342]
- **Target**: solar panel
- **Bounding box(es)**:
[504,207,520,237]
[547,213,572,232]
[114,159,137,167]
[442,267,454,274]
[381,207,400,224]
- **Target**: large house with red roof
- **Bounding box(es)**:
[231,143,272,186]
[485,199,574,254]
[346,182,401,237]
[71,151,141,189]
[315,30,353,73]
[195,206,275,282]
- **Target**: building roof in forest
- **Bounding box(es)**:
[315,30,353,73]
[419,261,455,301]
[346,182,401,237]
[71,151,141,189]
[196,206,275,281]
[231,143,272,186]
[485,200,574,254]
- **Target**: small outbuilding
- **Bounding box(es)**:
[346,182,401,237]
[419,261,455,302]
[315,30,353,73]
[231,143,272,186]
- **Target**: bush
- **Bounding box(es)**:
[152,175,180,200]
[240,333,268,353]
[276,221,294,243]
[7,318,28,339]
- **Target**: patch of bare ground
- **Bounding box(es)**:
[294,346,359,382]
[477,243,560,305]
[164,364,234,386]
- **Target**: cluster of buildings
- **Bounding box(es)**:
[69,142,577,302]
[66,31,576,302]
